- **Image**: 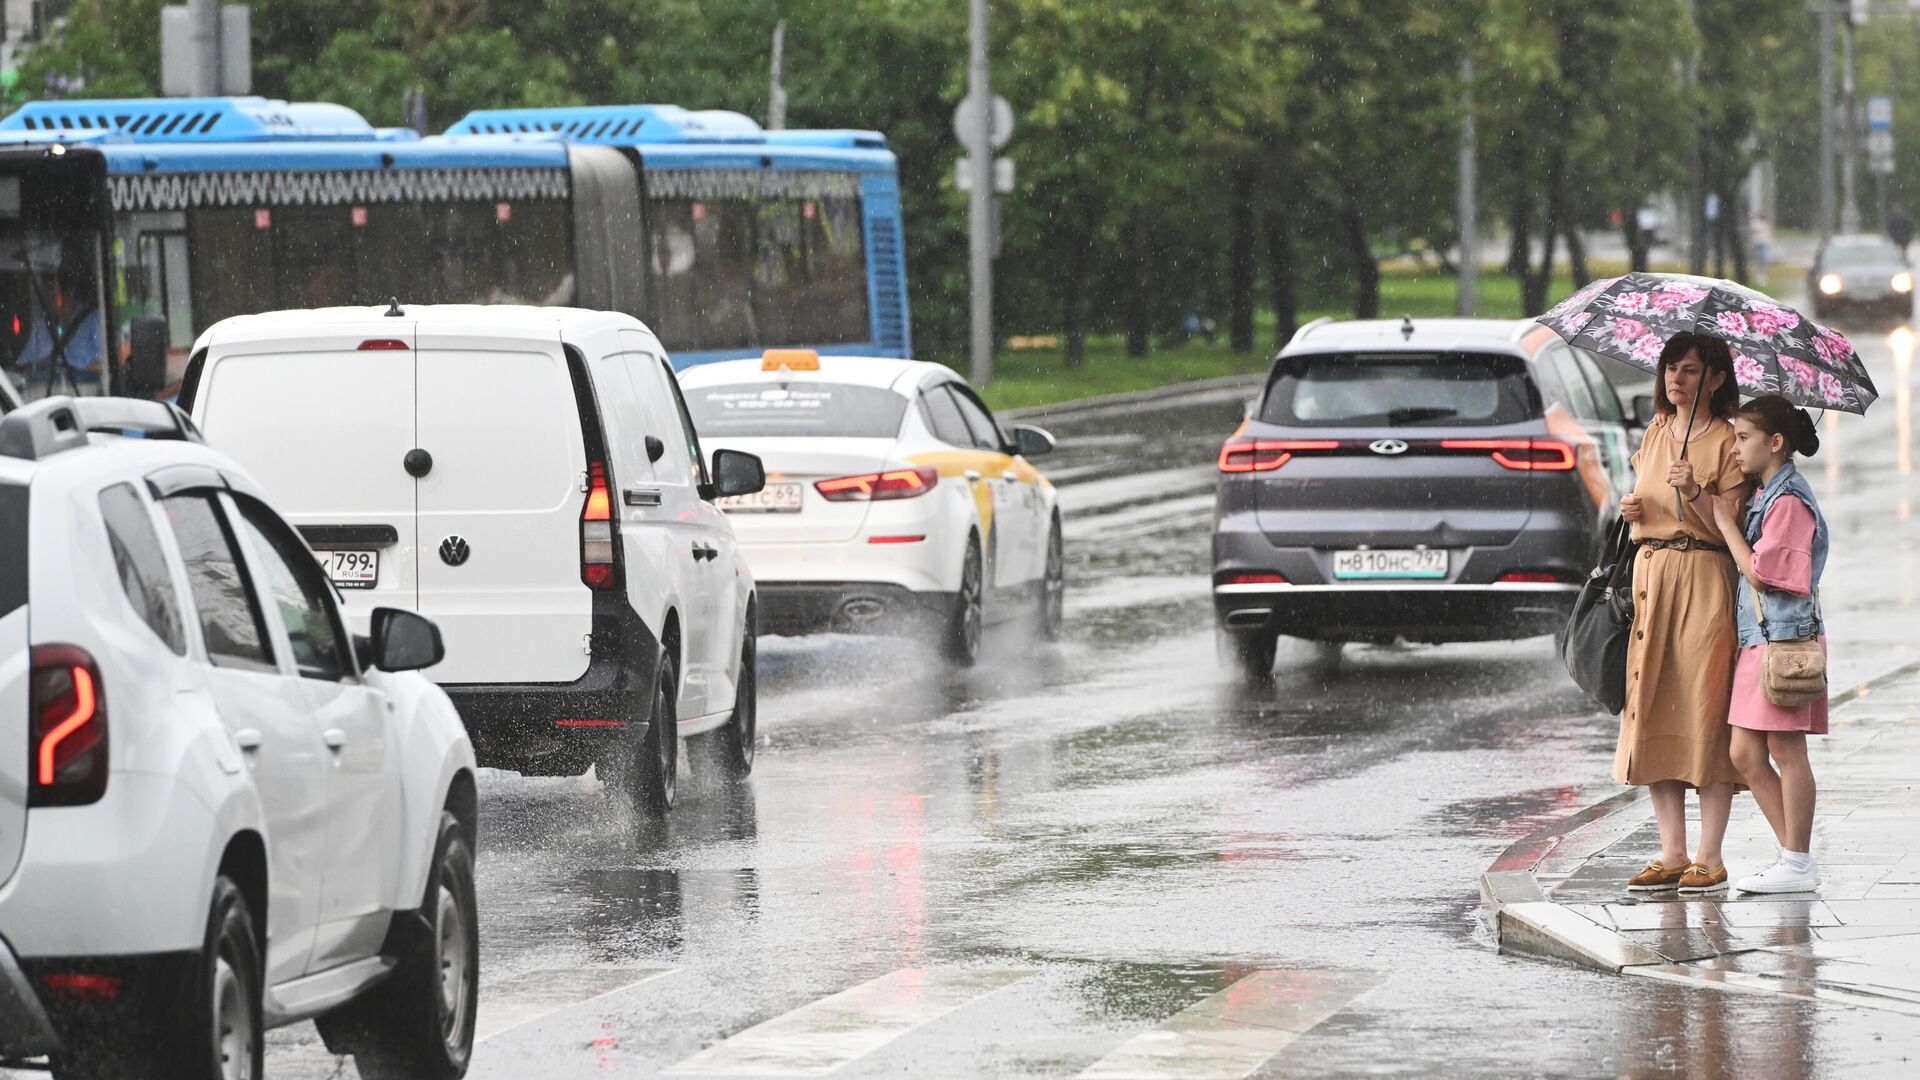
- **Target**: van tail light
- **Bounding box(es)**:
[29,644,108,807]
[1217,440,1341,473]
[1440,439,1577,471]
[581,460,620,591]
[356,339,410,351]
[815,466,940,502]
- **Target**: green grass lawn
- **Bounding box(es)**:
[972,263,1638,411]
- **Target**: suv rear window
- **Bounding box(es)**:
[686,382,909,439]
[0,482,24,618]
[1260,353,1539,427]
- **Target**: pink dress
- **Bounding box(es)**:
[1730,497,1828,734]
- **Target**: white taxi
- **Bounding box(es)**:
[680,351,1062,665]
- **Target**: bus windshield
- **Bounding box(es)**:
[0,147,112,399]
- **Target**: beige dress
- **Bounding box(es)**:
[1613,415,1746,789]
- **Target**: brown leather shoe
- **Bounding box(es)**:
[1677,863,1729,894]
[1626,860,1686,892]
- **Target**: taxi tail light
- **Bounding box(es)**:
[1218,440,1341,473]
[29,644,107,807]
[581,460,620,590]
[1440,439,1577,471]
[815,466,940,502]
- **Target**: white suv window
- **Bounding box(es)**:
[162,493,275,671]
[234,497,352,682]
[98,482,187,654]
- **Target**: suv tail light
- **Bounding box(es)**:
[1440,439,1576,471]
[581,460,619,590]
[29,644,107,807]
[1219,571,1287,585]
[1498,570,1570,584]
[815,466,940,502]
[1217,440,1340,473]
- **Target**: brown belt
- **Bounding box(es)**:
[1640,536,1727,554]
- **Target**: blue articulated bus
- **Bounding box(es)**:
[0,96,910,399]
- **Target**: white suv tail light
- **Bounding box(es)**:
[29,644,107,807]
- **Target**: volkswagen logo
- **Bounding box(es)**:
[1369,438,1410,456]
[439,535,471,567]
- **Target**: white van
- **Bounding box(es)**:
[179,305,765,816]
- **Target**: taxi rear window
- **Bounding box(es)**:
[686,382,908,439]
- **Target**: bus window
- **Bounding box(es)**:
[643,170,870,353]
[116,212,195,350]
[190,207,276,329]
[0,159,112,399]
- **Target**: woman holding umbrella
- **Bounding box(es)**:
[1614,332,1747,894]
[1540,273,1876,894]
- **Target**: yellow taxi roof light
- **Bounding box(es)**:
[762,349,821,372]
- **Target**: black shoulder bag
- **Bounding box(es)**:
[1561,516,1637,714]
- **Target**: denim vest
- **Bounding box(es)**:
[1734,460,1828,648]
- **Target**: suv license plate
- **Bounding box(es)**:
[1333,549,1448,580]
[315,549,379,589]
[718,482,802,513]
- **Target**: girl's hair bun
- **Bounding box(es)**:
[1737,394,1820,458]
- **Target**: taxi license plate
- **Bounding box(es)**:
[718,482,802,513]
[1333,549,1448,580]
[315,549,379,589]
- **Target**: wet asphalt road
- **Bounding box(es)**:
[258,344,1920,1078]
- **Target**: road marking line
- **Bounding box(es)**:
[475,966,677,1043]
[663,967,1034,1076]
[1078,969,1388,1080]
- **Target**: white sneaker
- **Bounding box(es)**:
[1735,860,1821,894]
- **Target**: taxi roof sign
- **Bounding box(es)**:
[762,349,821,371]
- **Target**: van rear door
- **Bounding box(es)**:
[193,320,418,621]
[414,327,591,684]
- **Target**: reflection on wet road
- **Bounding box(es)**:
[258,339,1920,1077]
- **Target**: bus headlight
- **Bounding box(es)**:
[1820,273,1844,296]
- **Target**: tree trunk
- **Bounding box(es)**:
[1622,214,1650,273]
[1564,224,1589,287]
[1728,189,1750,283]
[1527,152,1564,314]
[1344,197,1379,319]
[1064,223,1088,369]
[1508,188,1535,290]
[1126,207,1152,357]
[1265,205,1296,350]
[1229,164,1256,353]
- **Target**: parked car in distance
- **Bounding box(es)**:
[1212,317,1631,679]
[680,350,1062,665]
[0,396,478,1079]
[1810,233,1913,323]
[179,305,765,819]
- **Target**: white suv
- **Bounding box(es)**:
[0,397,479,1080]
[179,305,764,818]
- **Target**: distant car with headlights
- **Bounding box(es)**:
[1811,233,1912,322]
[1212,318,1632,679]
[679,351,1062,666]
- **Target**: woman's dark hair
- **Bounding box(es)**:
[1738,394,1822,458]
[1655,332,1739,419]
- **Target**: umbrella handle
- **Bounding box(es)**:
[1676,390,1702,518]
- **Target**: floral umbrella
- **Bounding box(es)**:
[1537,272,1878,415]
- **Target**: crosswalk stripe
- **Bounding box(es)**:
[1077,969,1388,1080]
[475,966,677,1043]
[663,967,1034,1076]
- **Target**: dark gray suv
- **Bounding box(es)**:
[1213,317,1632,677]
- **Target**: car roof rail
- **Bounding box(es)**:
[1285,316,1335,349]
[0,396,204,461]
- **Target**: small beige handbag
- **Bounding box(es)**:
[1752,587,1826,708]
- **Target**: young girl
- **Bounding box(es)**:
[1712,395,1829,894]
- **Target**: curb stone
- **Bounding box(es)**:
[1481,661,1920,1014]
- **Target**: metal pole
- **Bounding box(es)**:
[1819,3,1836,240]
[188,0,221,97]
[768,21,788,131]
[1684,0,1706,273]
[967,0,994,387]
[1842,15,1862,232]
[1456,57,1478,316]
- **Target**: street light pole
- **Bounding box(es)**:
[187,0,220,97]
[967,0,994,387]
[1842,12,1863,232]
[1456,57,1478,316]
[1820,1,1836,239]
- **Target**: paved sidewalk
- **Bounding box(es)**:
[1483,661,1920,1015]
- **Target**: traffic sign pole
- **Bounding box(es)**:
[967,0,994,387]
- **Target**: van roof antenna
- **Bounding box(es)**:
[385,298,405,317]
[1400,315,1415,341]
